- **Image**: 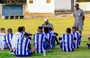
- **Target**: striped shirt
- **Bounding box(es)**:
[11,32,24,49]
[71,32,82,48]
[4,34,13,50]
[33,33,45,53]
[44,32,53,49]
[14,37,31,56]
[60,34,75,52]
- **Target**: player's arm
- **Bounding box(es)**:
[28,43,31,50]
[73,11,75,18]
[59,37,62,43]
[82,10,85,21]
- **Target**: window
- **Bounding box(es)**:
[29,0,33,3]
[46,0,50,3]
[76,0,90,2]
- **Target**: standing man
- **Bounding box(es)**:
[73,4,85,34]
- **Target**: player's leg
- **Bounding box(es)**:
[78,25,83,35]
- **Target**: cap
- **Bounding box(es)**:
[44,18,49,22]
[75,4,79,7]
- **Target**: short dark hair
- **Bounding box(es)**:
[1,28,5,31]
[72,27,77,30]
[38,26,43,29]
[18,26,23,32]
[66,28,71,33]
[8,28,12,32]
[21,26,25,29]
[44,27,49,33]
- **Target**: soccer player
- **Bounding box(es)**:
[0,28,6,50]
[59,28,76,52]
[71,27,82,48]
[33,26,45,53]
[11,26,24,51]
[43,27,53,49]
[21,26,32,40]
[4,28,13,50]
[14,33,36,57]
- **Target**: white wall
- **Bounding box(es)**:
[27,0,54,13]
[79,2,90,11]
[0,4,2,15]
[55,0,71,10]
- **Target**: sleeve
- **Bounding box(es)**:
[73,10,75,18]
[82,10,85,16]
[11,34,17,49]
[50,24,54,30]
[78,33,82,39]
[28,39,31,50]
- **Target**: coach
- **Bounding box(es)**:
[41,18,54,30]
[41,18,59,45]
[73,4,85,34]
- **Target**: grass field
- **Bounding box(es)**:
[0,18,90,58]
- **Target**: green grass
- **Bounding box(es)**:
[0,18,90,58]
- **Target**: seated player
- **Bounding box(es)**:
[14,33,36,57]
[71,27,82,48]
[0,28,6,50]
[34,26,46,53]
[11,26,24,51]
[43,27,53,50]
[48,27,56,48]
[59,28,76,52]
[4,28,13,50]
[21,26,32,40]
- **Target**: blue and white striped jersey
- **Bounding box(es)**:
[43,32,53,49]
[71,32,82,48]
[14,37,31,56]
[33,33,45,53]
[4,34,13,50]
[60,34,75,52]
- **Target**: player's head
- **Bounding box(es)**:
[8,28,13,34]
[37,26,43,33]
[21,26,25,32]
[0,28,5,33]
[75,4,79,10]
[44,18,49,25]
[24,32,30,38]
[66,28,71,34]
[72,27,77,32]
[44,27,49,33]
[18,26,23,33]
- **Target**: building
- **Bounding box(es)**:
[25,0,75,17]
